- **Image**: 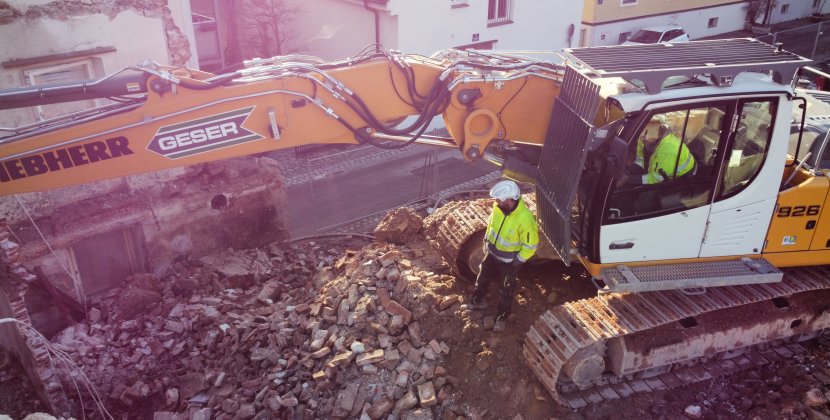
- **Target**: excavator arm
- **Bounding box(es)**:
[0,49,563,195]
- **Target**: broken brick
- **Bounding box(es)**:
[385,300,412,325]
[356,349,385,366]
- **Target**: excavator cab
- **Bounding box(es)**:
[534,39,827,292]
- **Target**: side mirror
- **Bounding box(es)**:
[605,136,629,180]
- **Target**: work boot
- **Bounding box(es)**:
[493,313,507,332]
[468,298,487,310]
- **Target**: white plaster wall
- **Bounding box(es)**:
[390,0,581,55]
[287,0,385,60]
[584,2,747,46]
[290,0,580,60]
[0,12,167,89]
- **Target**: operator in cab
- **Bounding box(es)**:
[631,115,696,184]
[469,180,539,332]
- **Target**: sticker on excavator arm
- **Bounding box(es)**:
[147,106,263,160]
[782,235,797,246]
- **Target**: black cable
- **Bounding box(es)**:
[357,85,453,150]
[387,62,416,107]
[494,77,529,141]
[344,74,448,136]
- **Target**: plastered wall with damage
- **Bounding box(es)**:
[2,156,290,335]
[0,1,291,333]
[0,0,196,127]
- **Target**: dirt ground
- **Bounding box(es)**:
[4,230,830,419]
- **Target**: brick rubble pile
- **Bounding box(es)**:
[50,234,470,419]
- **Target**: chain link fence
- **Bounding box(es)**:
[757,21,830,63]
[286,144,500,238]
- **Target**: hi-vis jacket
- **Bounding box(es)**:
[635,133,696,184]
[485,198,540,263]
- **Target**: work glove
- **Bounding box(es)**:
[510,257,524,267]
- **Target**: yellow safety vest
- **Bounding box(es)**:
[636,133,695,184]
[485,198,540,263]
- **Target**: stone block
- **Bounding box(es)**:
[378,250,401,267]
[377,288,391,308]
[385,300,412,325]
[339,383,360,412]
[407,323,423,347]
[356,349,385,366]
[395,371,410,388]
[393,391,419,413]
[311,347,331,359]
[367,397,394,419]
[417,382,437,408]
[327,351,354,369]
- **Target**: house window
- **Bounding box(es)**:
[781,4,790,13]
[618,32,631,43]
[708,17,719,28]
[23,60,98,121]
[620,0,638,6]
[451,0,470,8]
[487,0,512,26]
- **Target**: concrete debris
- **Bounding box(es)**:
[47,237,460,418]
[394,390,419,413]
[373,207,423,244]
[684,405,702,419]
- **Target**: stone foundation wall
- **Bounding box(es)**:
[0,220,71,416]
[2,156,288,317]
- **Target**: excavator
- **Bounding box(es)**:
[2,38,830,408]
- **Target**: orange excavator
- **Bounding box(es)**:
[2,39,830,407]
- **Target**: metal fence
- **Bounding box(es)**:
[289,146,442,238]
[757,21,830,63]
[285,143,502,238]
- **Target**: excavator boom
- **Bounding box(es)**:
[0,50,564,195]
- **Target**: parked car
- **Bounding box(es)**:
[622,26,689,45]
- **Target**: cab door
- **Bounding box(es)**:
[599,101,732,263]
[700,97,787,257]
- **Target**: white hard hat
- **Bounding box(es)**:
[489,180,520,201]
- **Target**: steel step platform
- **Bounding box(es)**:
[599,258,783,293]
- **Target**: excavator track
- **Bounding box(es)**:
[425,198,830,408]
[423,195,537,280]
[524,265,830,408]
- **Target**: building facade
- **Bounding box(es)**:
[581,0,749,47]
[286,0,583,60]
[0,0,287,323]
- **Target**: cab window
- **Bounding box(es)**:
[789,125,830,170]
[605,104,729,222]
[719,99,776,198]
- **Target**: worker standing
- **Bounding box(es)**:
[470,180,539,331]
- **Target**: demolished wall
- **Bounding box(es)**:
[1,156,289,333]
[0,0,192,66]
[0,220,71,417]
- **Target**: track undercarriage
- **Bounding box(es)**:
[424,198,830,409]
